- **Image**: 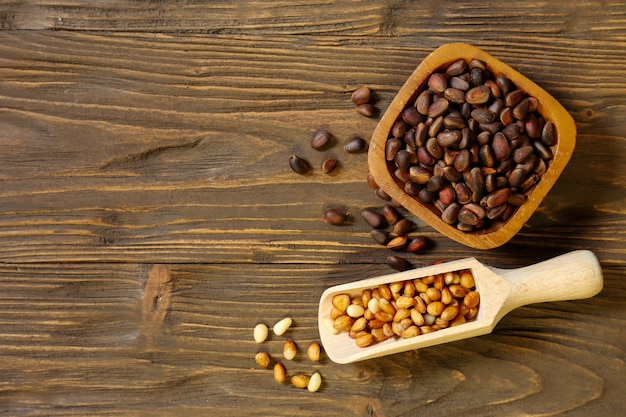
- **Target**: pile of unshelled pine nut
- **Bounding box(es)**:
[384,59,557,233]
[324,268,480,348]
[253,317,323,392]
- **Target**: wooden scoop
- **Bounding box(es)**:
[318,250,603,364]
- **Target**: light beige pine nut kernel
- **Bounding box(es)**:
[322,316,340,335]
[307,342,321,362]
[346,304,365,318]
[273,317,292,336]
[283,340,297,360]
[367,298,381,314]
[307,372,322,392]
[253,323,269,343]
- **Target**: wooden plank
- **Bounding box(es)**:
[0,31,624,264]
[0,262,623,415]
[1,0,625,39]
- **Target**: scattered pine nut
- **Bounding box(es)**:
[273,317,292,336]
[253,323,269,343]
[255,351,271,369]
[307,342,321,362]
[291,374,310,389]
[283,340,297,360]
[307,372,322,392]
[273,362,286,384]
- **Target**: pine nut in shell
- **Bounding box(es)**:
[373,51,565,244]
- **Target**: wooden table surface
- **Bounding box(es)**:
[1,1,625,416]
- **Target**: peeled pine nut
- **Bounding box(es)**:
[253,323,269,343]
[255,352,271,369]
[283,340,297,360]
[307,342,321,362]
[273,362,286,384]
[291,374,310,389]
[273,317,292,336]
[327,268,480,348]
[307,372,322,392]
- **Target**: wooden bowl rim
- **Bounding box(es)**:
[368,42,576,250]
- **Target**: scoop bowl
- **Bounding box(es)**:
[319,250,602,364]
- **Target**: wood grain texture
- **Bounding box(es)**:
[0,262,623,415]
[0,0,625,415]
[0,30,624,264]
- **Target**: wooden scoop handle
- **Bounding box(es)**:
[497,250,603,314]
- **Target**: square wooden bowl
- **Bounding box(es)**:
[368,43,576,249]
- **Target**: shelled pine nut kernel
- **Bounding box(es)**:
[328,268,479,348]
